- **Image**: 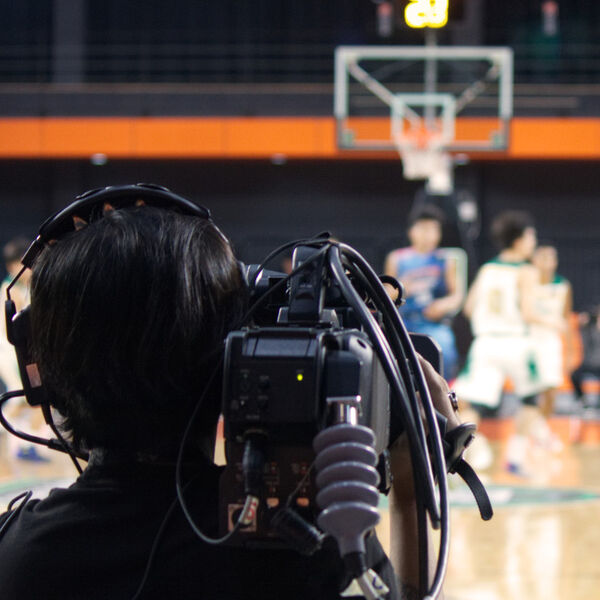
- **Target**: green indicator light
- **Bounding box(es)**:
[296,373,304,382]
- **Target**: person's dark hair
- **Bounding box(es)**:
[30,206,247,457]
[3,237,30,266]
[490,210,534,251]
[407,204,445,229]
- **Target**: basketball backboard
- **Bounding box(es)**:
[334,45,514,193]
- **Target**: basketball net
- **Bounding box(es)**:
[394,126,454,195]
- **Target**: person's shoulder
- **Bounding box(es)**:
[553,273,570,285]
[0,495,42,553]
[515,263,537,286]
[388,247,413,259]
[475,258,502,274]
[485,256,528,268]
[433,248,451,263]
[519,262,537,275]
[385,247,413,271]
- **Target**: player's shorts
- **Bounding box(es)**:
[530,330,563,390]
[454,334,545,408]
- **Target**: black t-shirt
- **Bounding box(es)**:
[0,454,399,599]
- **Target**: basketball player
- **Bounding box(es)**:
[384,205,463,380]
[531,244,574,419]
[455,211,563,473]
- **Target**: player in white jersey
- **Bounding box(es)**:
[531,245,573,417]
[455,211,563,473]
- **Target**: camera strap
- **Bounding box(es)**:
[441,422,493,521]
[451,457,493,522]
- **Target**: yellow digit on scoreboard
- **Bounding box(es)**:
[405,0,449,29]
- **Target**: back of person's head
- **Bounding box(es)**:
[490,210,534,251]
[30,205,246,457]
[407,204,445,230]
[3,237,30,267]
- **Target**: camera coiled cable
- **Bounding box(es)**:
[313,422,389,600]
[336,243,450,600]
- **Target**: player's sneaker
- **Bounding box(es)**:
[16,445,51,462]
[505,461,532,479]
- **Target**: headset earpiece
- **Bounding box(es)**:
[5,305,50,408]
[5,298,17,345]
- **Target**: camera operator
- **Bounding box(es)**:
[0,191,461,599]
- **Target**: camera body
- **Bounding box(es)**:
[218,325,389,546]
[217,243,443,549]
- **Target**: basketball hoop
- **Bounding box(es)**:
[388,92,455,194]
[392,119,453,195]
[399,146,453,195]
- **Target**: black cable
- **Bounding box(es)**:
[338,253,433,596]
[169,237,446,597]
[173,244,357,541]
[341,253,438,518]
[174,360,246,545]
[249,233,332,289]
[285,462,315,508]
[343,258,434,486]
[336,243,450,600]
[129,479,196,600]
[0,490,32,541]
[327,247,433,504]
[240,244,333,327]
[0,391,86,473]
[329,246,438,597]
[173,244,338,547]
[133,357,264,597]
[340,254,434,596]
[41,402,83,475]
[249,239,441,591]
[5,266,27,298]
[366,262,449,599]
[0,391,52,446]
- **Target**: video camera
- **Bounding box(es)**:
[212,237,460,597]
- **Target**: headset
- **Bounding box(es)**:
[2,183,221,467]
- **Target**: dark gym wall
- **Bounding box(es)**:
[0,159,598,310]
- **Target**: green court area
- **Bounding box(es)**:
[448,482,600,509]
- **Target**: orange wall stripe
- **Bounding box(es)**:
[510,118,600,159]
[0,116,600,159]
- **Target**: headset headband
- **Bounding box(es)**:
[3,183,222,412]
[19,183,214,270]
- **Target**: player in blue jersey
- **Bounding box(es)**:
[385,205,464,380]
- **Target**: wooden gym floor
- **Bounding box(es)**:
[1,419,599,600]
